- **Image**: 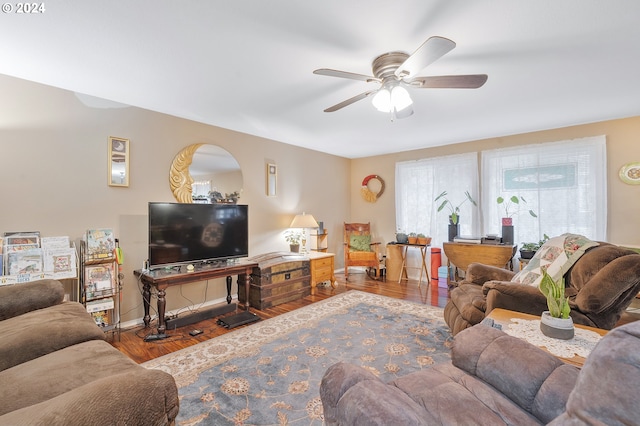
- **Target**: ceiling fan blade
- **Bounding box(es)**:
[314,68,380,83]
[323,91,376,112]
[410,74,488,89]
[395,36,456,79]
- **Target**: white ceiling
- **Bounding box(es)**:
[2,1,640,159]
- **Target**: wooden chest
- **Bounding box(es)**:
[238,252,311,310]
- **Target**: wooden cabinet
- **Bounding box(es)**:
[308,251,335,294]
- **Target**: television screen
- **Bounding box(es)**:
[148,202,248,268]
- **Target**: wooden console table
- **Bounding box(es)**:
[443,242,517,281]
[134,260,258,334]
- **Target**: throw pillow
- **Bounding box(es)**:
[512,233,599,287]
[350,234,372,252]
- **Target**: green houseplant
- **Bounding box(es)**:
[416,233,430,245]
[285,230,301,252]
[538,269,574,339]
[408,232,418,244]
[519,234,549,259]
[435,191,477,225]
[496,195,537,226]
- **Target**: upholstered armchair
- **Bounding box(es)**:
[444,239,640,335]
[343,222,380,280]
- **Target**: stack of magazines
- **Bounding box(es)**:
[1,232,77,281]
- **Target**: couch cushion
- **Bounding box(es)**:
[0,301,105,371]
[548,320,640,425]
[512,234,599,287]
[452,324,579,424]
[0,339,140,415]
[0,279,64,321]
[0,340,179,425]
[392,364,543,426]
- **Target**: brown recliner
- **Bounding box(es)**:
[444,243,640,335]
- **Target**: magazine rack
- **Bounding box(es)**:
[79,229,123,339]
[1,233,79,300]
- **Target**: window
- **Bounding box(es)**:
[396,153,479,246]
[395,135,607,248]
[481,136,607,243]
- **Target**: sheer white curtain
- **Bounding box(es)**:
[481,136,607,244]
[396,152,480,247]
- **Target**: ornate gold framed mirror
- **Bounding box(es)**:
[169,144,243,203]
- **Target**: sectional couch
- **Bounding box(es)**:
[0,279,179,425]
[321,320,640,425]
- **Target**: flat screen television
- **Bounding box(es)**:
[148,202,248,268]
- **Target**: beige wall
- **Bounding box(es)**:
[0,75,350,323]
[351,117,640,252]
[3,72,639,324]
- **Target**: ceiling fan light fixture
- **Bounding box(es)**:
[372,88,391,112]
[371,84,413,114]
[391,85,413,112]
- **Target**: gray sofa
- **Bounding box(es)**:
[0,279,179,425]
[320,320,640,425]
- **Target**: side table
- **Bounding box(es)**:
[307,251,336,294]
[396,244,430,285]
[443,242,517,281]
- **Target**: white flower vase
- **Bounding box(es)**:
[540,311,574,340]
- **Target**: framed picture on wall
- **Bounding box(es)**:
[266,163,277,196]
[108,136,129,187]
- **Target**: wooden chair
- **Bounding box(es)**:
[343,222,380,280]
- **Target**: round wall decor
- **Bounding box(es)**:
[361,174,385,202]
[619,162,640,185]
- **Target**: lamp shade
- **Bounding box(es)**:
[290,212,319,228]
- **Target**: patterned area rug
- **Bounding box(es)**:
[143,290,453,425]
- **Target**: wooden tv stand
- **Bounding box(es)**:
[134,260,258,334]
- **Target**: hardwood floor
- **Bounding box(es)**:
[111,271,449,364]
[110,270,640,364]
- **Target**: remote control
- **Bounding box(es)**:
[189,329,203,336]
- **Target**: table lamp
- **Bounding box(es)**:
[290,212,319,253]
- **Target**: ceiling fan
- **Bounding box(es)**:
[314,36,487,119]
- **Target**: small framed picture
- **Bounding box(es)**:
[266,163,277,196]
[108,136,130,187]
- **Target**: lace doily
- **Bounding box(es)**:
[504,318,602,358]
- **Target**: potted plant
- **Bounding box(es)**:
[496,195,537,226]
[519,234,549,259]
[435,191,477,225]
[285,230,301,252]
[416,233,431,245]
[497,195,537,244]
[435,191,477,241]
[408,232,418,244]
[539,269,574,339]
[396,230,409,244]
